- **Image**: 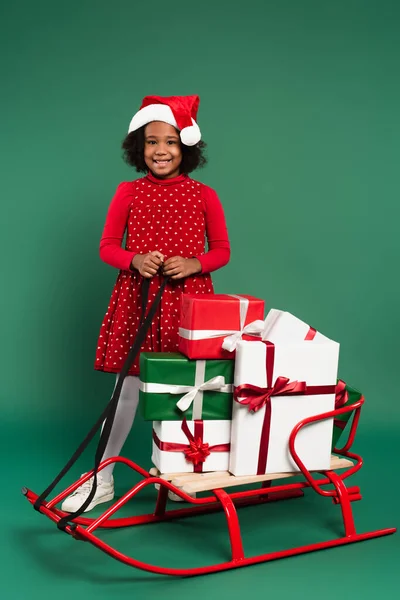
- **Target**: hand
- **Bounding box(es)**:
[163,256,202,280]
[131,251,164,278]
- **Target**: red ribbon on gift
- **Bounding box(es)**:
[152,418,230,473]
[234,378,307,412]
[304,326,317,340]
[333,379,349,431]
[234,341,336,475]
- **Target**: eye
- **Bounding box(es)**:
[146,140,156,145]
[167,140,177,145]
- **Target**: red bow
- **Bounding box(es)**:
[234,377,307,412]
[180,419,211,465]
[335,379,349,408]
[183,438,211,465]
[152,419,229,473]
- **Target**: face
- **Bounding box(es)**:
[144,121,183,178]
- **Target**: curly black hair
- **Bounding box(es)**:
[122,126,207,174]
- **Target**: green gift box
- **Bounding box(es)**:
[139,352,234,421]
[332,381,363,450]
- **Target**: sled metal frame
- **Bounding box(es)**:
[24,397,396,577]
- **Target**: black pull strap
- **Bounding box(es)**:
[34,276,168,529]
[140,276,149,326]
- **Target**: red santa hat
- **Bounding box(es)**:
[128,95,201,146]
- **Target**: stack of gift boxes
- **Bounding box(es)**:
[139,294,361,476]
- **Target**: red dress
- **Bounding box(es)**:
[95,171,230,375]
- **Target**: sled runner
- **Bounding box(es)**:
[23,394,396,577]
[24,277,396,576]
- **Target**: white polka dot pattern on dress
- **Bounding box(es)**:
[95,175,213,376]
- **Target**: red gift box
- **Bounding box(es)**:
[178,294,265,360]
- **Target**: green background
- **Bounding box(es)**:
[2,0,399,598]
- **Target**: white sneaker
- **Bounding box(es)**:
[61,473,114,513]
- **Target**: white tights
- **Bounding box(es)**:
[100,375,140,482]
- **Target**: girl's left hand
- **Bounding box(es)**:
[163,256,202,279]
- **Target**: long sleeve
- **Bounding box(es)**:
[99,182,137,271]
[196,184,231,273]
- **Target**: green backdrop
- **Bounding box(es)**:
[2,1,399,598]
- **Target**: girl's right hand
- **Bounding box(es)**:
[131,251,164,278]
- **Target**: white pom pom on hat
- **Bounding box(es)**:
[128,95,201,146]
[179,123,201,146]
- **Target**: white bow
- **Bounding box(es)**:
[139,360,232,419]
[170,375,230,413]
[222,319,266,352]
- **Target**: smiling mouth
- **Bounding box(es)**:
[154,159,172,167]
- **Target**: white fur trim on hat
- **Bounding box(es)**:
[128,104,201,146]
[128,104,177,133]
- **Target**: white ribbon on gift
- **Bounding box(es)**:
[178,295,265,353]
[139,360,233,420]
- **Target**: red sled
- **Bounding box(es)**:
[23,395,396,577]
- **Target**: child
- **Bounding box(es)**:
[61,95,231,512]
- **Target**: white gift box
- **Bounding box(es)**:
[229,319,339,476]
[152,420,231,474]
[262,308,326,342]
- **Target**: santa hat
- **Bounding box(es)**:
[128,95,201,146]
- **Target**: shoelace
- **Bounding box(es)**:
[70,475,100,497]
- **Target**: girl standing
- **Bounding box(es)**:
[62,95,230,512]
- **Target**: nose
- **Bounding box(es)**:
[155,143,168,155]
